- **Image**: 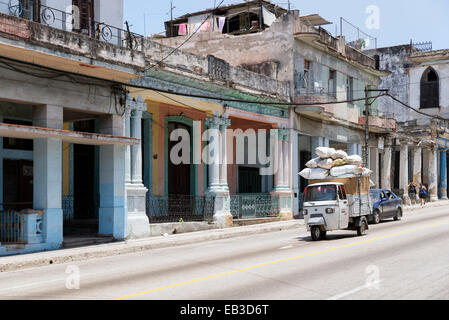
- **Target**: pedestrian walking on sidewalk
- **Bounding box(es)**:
[419,184,428,207]
[408,182,417,205]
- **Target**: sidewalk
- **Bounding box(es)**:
[0,219,304,272]
[403,199,449,212]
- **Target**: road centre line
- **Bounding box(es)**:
[113,218,449,300]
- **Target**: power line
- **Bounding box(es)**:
[145,0,226,73]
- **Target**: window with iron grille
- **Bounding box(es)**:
[420,67,439,109]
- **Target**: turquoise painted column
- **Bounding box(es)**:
[33,105,63,248]
[98,115,126,239]
[439,149,448,199]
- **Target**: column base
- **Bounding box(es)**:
[430,195,439,202]
[208,189,233,228]
[401,194,411,206]
[271,189,293,220]
[126,184,150,239]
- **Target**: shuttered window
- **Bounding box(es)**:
[72,0,94,34]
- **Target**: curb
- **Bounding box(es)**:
[403,200,449,212]
[0,220,304,273]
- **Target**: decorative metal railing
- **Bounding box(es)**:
[0,209,25,244]
[146,194,215,223]
[230,193,279,219]
[412,41,432,53]
[0,0,145,50]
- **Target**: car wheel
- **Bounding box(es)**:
[394,208,403,221]
[373,210,381,224]
[357,219,368,236]
[311,226,322,241]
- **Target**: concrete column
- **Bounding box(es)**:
[412,147,422,185]
[439,149,448,200]
[369,147,379,188]
[124,107,132,184]
[33,105,63,248]
[283,138,290,187]
[126,96,150,239]
[98,115,126,239]
[219,121,230,191]
[428,147,438,202]
[205,116,232,228]
[130,108,144,185]
[381,142,392,190]
[206,118,221,192]
[271,129,293,220]
[399,143,411,205]
[292,131,299,216]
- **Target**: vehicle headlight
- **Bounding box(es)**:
[325,208,334,214]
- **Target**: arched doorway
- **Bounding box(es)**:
[420,67,439,109]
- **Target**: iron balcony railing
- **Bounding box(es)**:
[0,208,25,244]
[146,194,215,223]
[230,193,279,220]
[0,0,144,50]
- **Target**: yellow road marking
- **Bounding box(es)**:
[113,219,449,300]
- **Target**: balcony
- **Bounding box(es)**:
[0,0,144,51]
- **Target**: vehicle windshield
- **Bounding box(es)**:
[304,185,337,202]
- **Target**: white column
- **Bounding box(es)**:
[381,140,392,190]
[369,147,379,188]
[219,120,230,191]
[275,132,284,190]
[399,142,411,205]
[428,146,438,202]
[33,105,63,248]
[282,137,290,187]
[125,96,150,239]
[206,117,222,192]
[124,107,132,184]
[131,108,144,185]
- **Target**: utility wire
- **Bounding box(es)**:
[145,0,226,73]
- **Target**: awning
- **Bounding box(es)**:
[300,14,332,26]
[0,123,139,146]
[127,88,224,116]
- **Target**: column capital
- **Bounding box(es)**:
[205,116,230,130]
[273,128,289,141]
[126,95,147,113]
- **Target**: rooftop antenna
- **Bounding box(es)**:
[288,0,291,11]
[168,0,176,36]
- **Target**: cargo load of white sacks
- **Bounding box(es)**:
[299,147,372,180]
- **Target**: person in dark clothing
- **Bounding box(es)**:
[408,182,417,205]
[419,184,428,207]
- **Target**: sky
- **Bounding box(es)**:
[124,0,449,50]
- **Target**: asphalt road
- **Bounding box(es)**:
[1,205,449,300]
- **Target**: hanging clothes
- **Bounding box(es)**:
[199,20,211,32]
[262,6,276,27]
[218,17,226,32]
[178,24,187,35]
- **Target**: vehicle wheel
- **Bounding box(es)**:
[311,226,322,241]
[357,219,368,236]
[373,210,381,224]
[320,231,327,240]
[394,208,403,221]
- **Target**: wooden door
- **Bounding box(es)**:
[167,122,191,196]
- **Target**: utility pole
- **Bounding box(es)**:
[364,88,389,168]
[169,0,175,36]
[288,0,291,12]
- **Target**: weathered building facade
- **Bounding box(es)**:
[0,0,294,255]
[366,45,449,203]
[155,1,395,215]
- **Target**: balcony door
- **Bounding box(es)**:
[72,0,94,35]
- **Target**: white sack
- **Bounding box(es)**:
[330,165,358,177]
[332,150,348,160]
[317,158,334,170]
[316,147,336,159]
[305,157,321,168]
[299,168,329,180]
[345,155,363,165]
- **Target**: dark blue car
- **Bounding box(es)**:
[369,189,403,224]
